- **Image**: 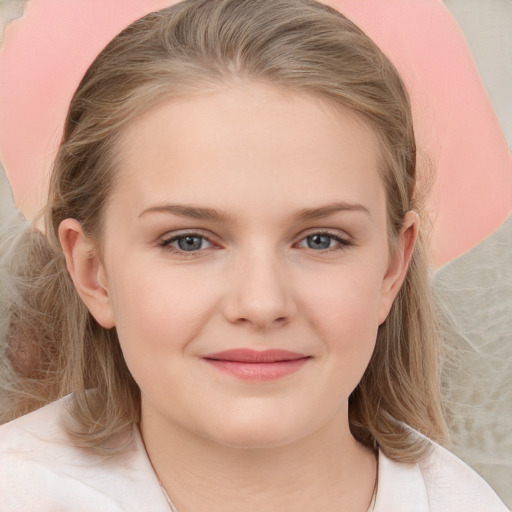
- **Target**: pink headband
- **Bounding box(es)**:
[0,0,510,266]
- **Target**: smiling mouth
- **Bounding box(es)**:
[202,349,311,381]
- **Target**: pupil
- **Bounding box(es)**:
[308,234,330,250]
[178,236,202,251]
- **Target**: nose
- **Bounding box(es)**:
[222,247,297,330]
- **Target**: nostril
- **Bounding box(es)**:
[221,280,297,328]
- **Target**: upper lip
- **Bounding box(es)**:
[203,349,309,363]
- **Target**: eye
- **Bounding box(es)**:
[296,231,350,251]
[160,233,214,255]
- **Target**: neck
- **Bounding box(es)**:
[141,403,377,512]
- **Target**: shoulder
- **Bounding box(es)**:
[0,397,169,511]
[1,395,70,442]
[0,396,75,469]
[419,441,508,512]
[375,436,508,512]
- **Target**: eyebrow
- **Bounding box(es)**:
[293,202,371,222]
[138,202,370,222]
[139,204,233,222]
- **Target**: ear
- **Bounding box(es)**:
[378,211,419,325]
[59,218,116,329]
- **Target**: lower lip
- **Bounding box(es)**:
[204,358,310,381]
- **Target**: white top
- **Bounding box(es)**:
[0,397,507,511]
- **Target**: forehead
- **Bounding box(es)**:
[112,83,385,221]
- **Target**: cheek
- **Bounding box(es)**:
[106,262,220,356]
[300,262,383,332]
[296,263,383,373]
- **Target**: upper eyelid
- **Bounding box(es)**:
[159,227,350,239]
[160,229,215,242]
[299,227,350,237]
[296,228,352,244]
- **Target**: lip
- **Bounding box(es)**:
[202,349,311,381]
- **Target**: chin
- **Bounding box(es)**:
[198,407,320,451]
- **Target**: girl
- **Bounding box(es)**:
[0,0,507,510]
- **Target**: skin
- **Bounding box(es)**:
[60,82,417,512]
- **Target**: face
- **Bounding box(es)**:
[62,83,415,449]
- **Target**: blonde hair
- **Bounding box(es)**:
[1,0,446,461]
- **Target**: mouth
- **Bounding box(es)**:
[202,349,311,381]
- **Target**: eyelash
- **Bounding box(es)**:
[159,232,216,257]
[296,231,351,251]
[159,230,351,258]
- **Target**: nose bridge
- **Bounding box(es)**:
[223,240,296,329]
